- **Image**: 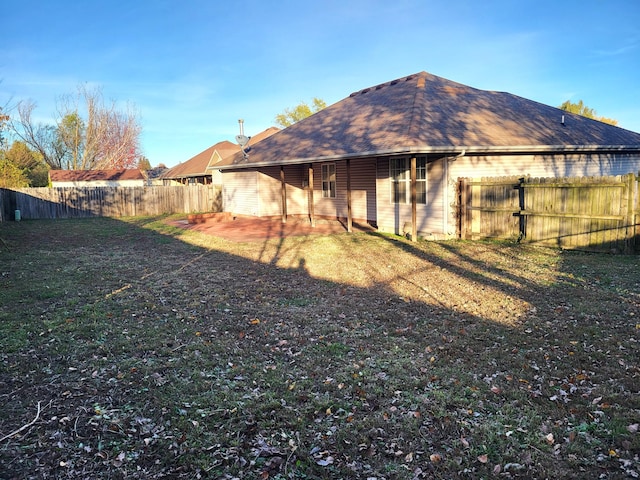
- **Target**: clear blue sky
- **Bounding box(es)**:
[2,0,639,168]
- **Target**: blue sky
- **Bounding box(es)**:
[2,0,639,168]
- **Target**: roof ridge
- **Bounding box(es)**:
[406,72,428,140]
[349,71,427,97]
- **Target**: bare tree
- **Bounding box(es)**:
[11,85,141,170]
[11,100,67,169]
[57,85,141,169]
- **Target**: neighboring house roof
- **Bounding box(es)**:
[163,127,280,179]
[49,169,146,182]
[218,71,640,170]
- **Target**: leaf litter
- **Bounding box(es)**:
[0,216,638,479]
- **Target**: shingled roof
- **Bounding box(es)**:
[49,169,145,182]
[163,127,279,179]
[162,140,238,179]
[218,71,640,169]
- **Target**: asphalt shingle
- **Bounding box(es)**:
[218,71,640,169]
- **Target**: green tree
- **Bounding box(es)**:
[275,97,327,127]
[0,158,29,188]
[137,155,152,171]
[4,141,49,186]
[559,100,618,126]
[57,112,85,170]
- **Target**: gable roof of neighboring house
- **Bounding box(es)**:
[218,71,640,170]
[49,169,146,182]
[163,127,280,179]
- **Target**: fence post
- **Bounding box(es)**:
[517,177,526,241]
[456,178,468,239]
[631,173,640,253]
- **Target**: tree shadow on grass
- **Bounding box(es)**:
[0,217,638,479]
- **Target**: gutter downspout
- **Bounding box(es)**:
[444,150,465,236]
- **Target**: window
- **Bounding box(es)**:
[390,157,427,204]
[321,163,336,198]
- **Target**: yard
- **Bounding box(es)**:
[0,216,638,479]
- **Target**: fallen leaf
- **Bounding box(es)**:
[627,423,639,433]
[545,433,554,445]
[405,452,414,462]
[316,456,334,466]
[430,453,442,463]
[460,437,470,448]
[477,454,488,463]
[491,385,502,394]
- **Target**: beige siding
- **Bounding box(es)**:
[349,158,377,223]
[282,165,308,216]
[376,157,446,237]
[311,159,377,222]
[222,170,259,216]
[449,153,640,180]
[312,161,345,218]
[446,152,640,237]
[257,166,308,217]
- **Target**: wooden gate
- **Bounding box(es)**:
[457,174,640,253]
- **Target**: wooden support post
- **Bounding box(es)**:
[308,164,315,227]
[625,173,635,253]
[280,166,287,223]
[410,156,417,242]
[346,159,353,233]
[456,178,465,238]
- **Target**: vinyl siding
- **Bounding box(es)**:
[222,170,259,216]
[449,153,640,180]
[376,157,446,236]
[311,159,376,223]
[349,158,378,223]
[258,166,307,217]
[445,152,640,236]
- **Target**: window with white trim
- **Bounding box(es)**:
[390,157,427,204]
[321,163,336,198]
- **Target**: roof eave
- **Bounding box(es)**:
[216,144,640,170]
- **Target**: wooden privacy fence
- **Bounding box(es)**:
[457,173,640,253]
[0,185,221,221]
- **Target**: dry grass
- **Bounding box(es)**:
[0,216,638,479]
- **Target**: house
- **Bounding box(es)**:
[49,169,147,187]
[162,127,279,186]
[216,71,640,238]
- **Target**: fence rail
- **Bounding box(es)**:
[457,173,640,253]
[0,186,221,221]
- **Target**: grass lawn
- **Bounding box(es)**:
[0,216,638,479]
